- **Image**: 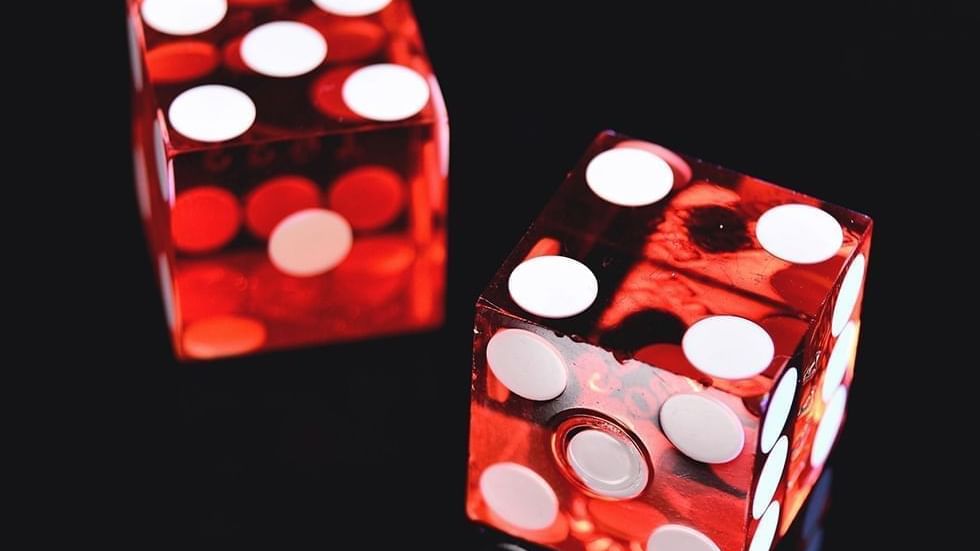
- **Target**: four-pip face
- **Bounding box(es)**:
[467,131,871,551]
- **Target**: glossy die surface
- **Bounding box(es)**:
[466,131,871,551]
[128,0,448,360]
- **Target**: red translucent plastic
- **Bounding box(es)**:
[467,131,871,550]
[128,0,447,359]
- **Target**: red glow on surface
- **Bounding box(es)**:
[310,66,363,122]
[759,315,811,362]
[327,166,406,231]
[770,256,847,316]
[486,369,511,403]
[221,36,251,74]
[298,10,387,62]
[634,343,710,385]
[409,173,432,243]
[175,262,248,322]
[422,140,446,214]
[331,235,415,307]
[146,41,219,84]
[182,315,267,359]
[171,187,241,253]
[409,239,444,323]
[335,235,415,276]
[484,507,571,545]
[239,233,442,340]
[525,237,562,260]
[244,175,321,239]
[248,260,325,321]
[570,517,595,536]
[587,499,668,541]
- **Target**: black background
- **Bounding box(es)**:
[52,1,976,548]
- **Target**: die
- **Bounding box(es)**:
[128,0,448,360]
[466,131,871,551]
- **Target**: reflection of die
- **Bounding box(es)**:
[128,0,448,359]
[467,131,871,551]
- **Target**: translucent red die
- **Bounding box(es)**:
[128,0,448,359]
[466,131,871,551]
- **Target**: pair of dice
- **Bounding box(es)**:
[127,2,872,550]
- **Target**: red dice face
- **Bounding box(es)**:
[128,0,448,360]
[466,131,871,551]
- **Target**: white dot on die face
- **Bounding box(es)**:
[752,436,788,520]
[241,21,327,78]
[682,316,775,380]
[342,64,430,122]
[486,329,567,401]
[507,256,598,319]
[168,85,255,143]
[756,204,843,264]
[646,524,721,551]
[158,254,175,330]
[832,254,866,336]
[811,386,848,467]
[585,148,675,207]
[660,394,745,464]
[479,463,558,531]
[268,209,353,277]
[761,368,798,454]
[141,0,227,36]
[749,501,781,551]
[567,429,649,499]
[313,0,392,16]
[821,321,858,402]
[615,140,693,186]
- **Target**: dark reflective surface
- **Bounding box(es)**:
[81,0,966,547]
